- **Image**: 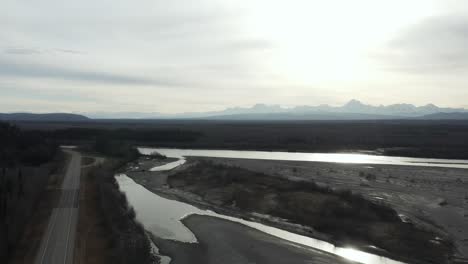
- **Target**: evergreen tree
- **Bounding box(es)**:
[0,169,4,220]
[18,169,23,197]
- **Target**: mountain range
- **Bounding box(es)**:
[85,100,468,120]
[1,100,468,121]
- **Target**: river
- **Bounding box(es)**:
[114,148,467,264]
[139,147,468,169]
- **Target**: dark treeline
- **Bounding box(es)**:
[170,121,468,159]
[15,120,468,159]
[93,137,140,159]
[0,122,57,167]
[1,122,200,162]
[20,127,200,160]
[51,127,201,144]
[0,122,62,262]
[2,122,201,163]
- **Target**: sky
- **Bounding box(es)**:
[1,0,468,114]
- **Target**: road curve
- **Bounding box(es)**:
[34,150,81,264]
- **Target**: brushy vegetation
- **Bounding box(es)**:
[147,151,167,160]
[169,161,453,264]
[90,159,158,264]
[93,136,140,159]
[83,137,157,264]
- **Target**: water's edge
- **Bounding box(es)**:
[139,147,468,169]
[116,173,404,264]
[119,147,468,264]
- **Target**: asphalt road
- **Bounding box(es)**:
[34,150,81,264]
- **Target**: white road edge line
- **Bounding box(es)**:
[63,207,74,264]
[38,207,59,264]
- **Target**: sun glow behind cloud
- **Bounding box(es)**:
[239,0,439,83]
[1,0,467,113]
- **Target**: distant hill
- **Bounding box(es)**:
[0,113,90,122]
[3,100,467,121]
[419,112,468,120]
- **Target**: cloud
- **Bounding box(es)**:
[54,49,82,54]
[376,15,468,73]
[0,0,273,91]
[0,59,176,86]
[4,48,41,55]
[2,0,468,112]
[4,47,83,55]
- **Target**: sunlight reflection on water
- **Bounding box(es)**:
[116,174,405,264]
[139,147,468,169]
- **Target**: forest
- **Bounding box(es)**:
[0,122,60,262]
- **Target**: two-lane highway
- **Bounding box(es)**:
[35,150,81,264]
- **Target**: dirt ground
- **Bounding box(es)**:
[74,156,112,264]
[152,214,355,264]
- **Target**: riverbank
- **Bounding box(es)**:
[151,214,355,264]
[127,156,468,264]
[93,159,159,264]
[207,157,468,260]
[117,173,369,264]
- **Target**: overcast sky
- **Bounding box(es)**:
[2,0,468,113]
